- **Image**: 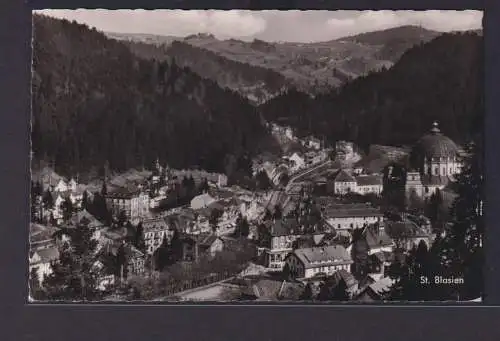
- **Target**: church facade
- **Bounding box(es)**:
[405,122,464,200]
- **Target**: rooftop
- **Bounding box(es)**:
[293,245,352,269]
[69,209,103,229]
[31,247,59,264]
[142,217,170,231]
[385,220,432,239]
[415,122,459,159]
[324,205,383,219]
[356,174,383,186]
[106,186,143,199]
[365,225,394,248]
[334,170,356,183]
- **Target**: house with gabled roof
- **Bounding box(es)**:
[29,247,60,283]
[355,174,383,195]
[323,203,383,231]
[284,245,353,280]
[179,233,225,262]
[334,170,357,195]
[142,217,173,255]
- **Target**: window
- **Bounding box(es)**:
[434,168,438,175]
[425,187,429,194]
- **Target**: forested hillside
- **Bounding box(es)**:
[259,31,483,150]
[124,39,289,104]
[31,15,273,178]
[109,26,439,101]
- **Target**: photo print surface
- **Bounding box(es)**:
[30,9,484,303]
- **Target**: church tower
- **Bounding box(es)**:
[405,170,423,199]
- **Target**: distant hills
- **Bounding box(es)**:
[32,15,483,179]
[106,25,441,104]
[259,31,483,151]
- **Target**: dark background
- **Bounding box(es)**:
[1,0,499,339]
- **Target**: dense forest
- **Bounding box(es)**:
[259,32,484,150]
[339,25,441,62]
[31,15,275,178]
[123,40,289,104]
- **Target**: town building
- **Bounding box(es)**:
[336,141,355,161]
[323,203,383,231]
[29,247,60,283]
[288,152,306,171]
[171,169,228,188]
[355,174,383,195]
[101,242,147,278]
[355,276,395,302]
[30,223,59,250]
[179,233,225,261]
[333,170,357,195]
[385,219,434,251]
[142,217,174,254]
[105,187,150,223]
[406,121,464,199]
[262,218,301,270]
[364,224,395,255]
[284,245,353,280]
[190,193,216,210]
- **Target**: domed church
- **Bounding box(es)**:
[405,122,464,199]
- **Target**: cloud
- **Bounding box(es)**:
[34,9,482,43]
[36,9,267,39]
[326,10,482,38]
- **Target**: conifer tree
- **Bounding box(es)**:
[43,223,101,301]
[438,138,484,300]
[134,222,146,252]
[300,283,313,300]
[61,197,74,222]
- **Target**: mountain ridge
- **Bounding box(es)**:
[259,31,483,151]
[105,25,444,102]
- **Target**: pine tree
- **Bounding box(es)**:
[42,189,54,211]
[43,223,101,301]
[29,266,45,300]
[438,138,483,300]
[61,197,74,222]
[81,190,89,211]
[331,279,350,301]
[153,235,172,271]
[351,228,369,279]
[240,217,250,238]
[134,222,146,252]
[300,283,313,300]
[116,243,129,283]
[282,263,291,280]
[101,182,108,196]
[209,208,223,232]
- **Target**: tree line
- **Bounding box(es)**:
[32,14,271,180]
[259,32,483,152]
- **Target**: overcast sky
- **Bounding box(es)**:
[34,10,482,43]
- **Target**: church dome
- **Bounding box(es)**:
[414,122,459,159]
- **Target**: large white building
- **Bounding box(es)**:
[333,170,383,196]
[405,122,464,199]
[323,203,383,231]
[142,217,174,255]
[29,247,59,283]
[284,245,353,280]
[105,187,150,223]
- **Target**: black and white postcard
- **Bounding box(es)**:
[29,9,484,303]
